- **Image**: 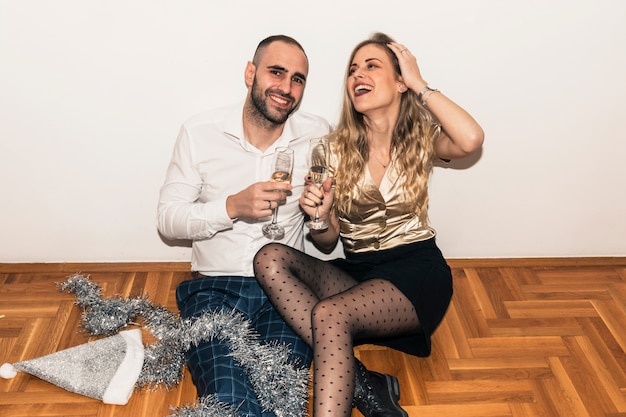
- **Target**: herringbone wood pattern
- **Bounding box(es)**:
[1,259,625,417]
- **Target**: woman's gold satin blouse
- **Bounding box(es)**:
[337,163,435,254]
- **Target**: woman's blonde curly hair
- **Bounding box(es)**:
[330,32,441,225]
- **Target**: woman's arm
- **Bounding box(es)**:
[425,91,485,160]
[309,208,340,253]
[388,41,484,160]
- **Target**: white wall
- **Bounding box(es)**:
[1,0,625,262]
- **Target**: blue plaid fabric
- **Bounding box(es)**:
[176,276,312,417]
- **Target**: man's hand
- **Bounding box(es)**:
[226,181,292,219]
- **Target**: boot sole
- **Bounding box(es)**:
[383,374,409,417]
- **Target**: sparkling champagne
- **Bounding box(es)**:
[271,170,292,183]
[309,165,327,187]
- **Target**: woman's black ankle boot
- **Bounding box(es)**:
[352,359,408,417]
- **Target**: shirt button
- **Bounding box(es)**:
[379,220,387,229]
[378,204,386,211]
[373,241,381,249]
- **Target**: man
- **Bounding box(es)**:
[158,35,403,417]
[157,35,329,416]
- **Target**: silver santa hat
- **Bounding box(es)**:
[0,328,144,405]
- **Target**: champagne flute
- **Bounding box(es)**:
[305,138,329,230]
[262,147,294,240]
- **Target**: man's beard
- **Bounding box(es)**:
[249,78,297,126]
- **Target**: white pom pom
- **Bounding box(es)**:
[0,363,18,379]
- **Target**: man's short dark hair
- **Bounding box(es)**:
[252,35,307,65]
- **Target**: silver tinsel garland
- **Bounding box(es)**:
[58,274,310,417]
[171,394,240,417]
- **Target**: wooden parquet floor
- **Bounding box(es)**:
[1,259,625,417]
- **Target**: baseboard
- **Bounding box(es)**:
[0,262,192,273]
[446,256,626,268]
[0,257,624,273]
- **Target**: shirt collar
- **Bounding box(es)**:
[222,100,302,154]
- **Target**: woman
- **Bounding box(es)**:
[254,32,484,417]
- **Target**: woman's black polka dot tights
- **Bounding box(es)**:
[254,243,420,417]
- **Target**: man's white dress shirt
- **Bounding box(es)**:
[157,102,331,276]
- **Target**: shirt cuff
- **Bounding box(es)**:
[202,196,235,231]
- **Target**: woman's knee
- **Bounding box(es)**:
[254,242,281,269]
[311,298,347,326]
[253,243,291,285]
[254,242,282,261]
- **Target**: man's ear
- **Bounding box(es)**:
[244,61,256,88]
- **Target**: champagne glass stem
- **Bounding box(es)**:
[271,206,278,225]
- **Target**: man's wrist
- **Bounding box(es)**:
[225,195,238,219]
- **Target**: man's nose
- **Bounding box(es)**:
[278,76,292,93]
